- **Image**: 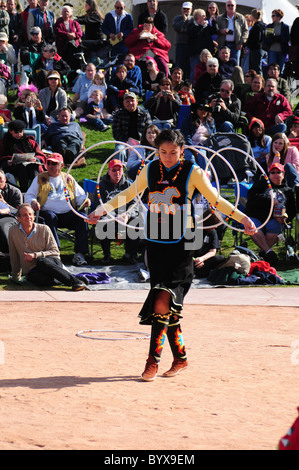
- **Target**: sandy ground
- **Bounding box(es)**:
[0,300,298,451]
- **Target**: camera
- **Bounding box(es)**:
[213,97,221,113]
[162,90,168,96]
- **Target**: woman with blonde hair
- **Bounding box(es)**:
[266,132,299,188]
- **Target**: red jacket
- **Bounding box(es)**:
[54,17,83,57]
[125,25,170,63]
[244,92,292,131]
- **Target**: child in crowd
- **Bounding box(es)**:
[13,90,46,133]
[106,64,139,113]
[85,89,110,132]
[0,94,11,123]
[87,71,107,103]
[178,80,196,106]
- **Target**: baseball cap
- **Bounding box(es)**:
[182,2,192,8]
[269,162,285,173]
[108,159,123,169]
[123,91,137,100]
[30,26,42,34]
[47,153,64,164]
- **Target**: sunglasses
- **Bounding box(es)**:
[269,170,283,174]
[47,161,59,166]
[208,64,217,67]
[220,88,231,93]
[48,77,58,80]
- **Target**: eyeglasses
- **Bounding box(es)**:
[220,88,231,93]
[208,64,217,67]
[227,4,235,7]
[271,14,277,17]
[47,161,59,166]
[115,6,124,9]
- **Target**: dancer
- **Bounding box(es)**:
[87,129,256,381]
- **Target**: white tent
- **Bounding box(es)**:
[132,0,298,28]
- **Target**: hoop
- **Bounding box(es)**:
[76,329,150,341]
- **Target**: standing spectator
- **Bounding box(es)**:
[76,0,108,62]
[264,9,289,74]
[206,2,219,42]
[53,5,83,71]
[112,91,152,162]
[0,0,10,38]
[208,78,241,132]
[125,17,170,78]
[290,7,299,78]
[216,0,248,65]
[244,8,265,75]
[172,1,193,78]
[27,0,55,45]
[138,0,168,34]
[21,0,38,42]
[187,8,215,84]
[7,0,24,59]
[244,78,293,135]
[102,1,133,61]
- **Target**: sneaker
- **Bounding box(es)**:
[100,124,111,132]
[72,280,87,291]
[162,358,188,378]
[141,355,159,382]
[72,253,87,266]
[101,254,112,265]
[264,250,279,267]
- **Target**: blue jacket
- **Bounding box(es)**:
[102,11,133,55]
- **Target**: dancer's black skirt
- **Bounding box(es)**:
[138,238,194,325]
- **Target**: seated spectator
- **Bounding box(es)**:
[106,64,139,113]
[13,89,46,133]
[240,73,264,106]
[194,57,222,102]
[193,209,226,278]
[1,120,47,192]
[24,152,91,266]
[112,91,152,162]
[43,107,85,165]
[94,158,140,265]
[8,203,87,290]
[288,115,299,139]
[33,44,70,90]
[85,89,110,132]
[0,94,11,123]
[142,56,165,95]
[14,84,38,111]
[122,53,143,96]
[266,132,299,188]
[208,78,241,132]
[170,66,183,92]
[178,79,195,106]
[71,62,96,118]
[38,70,68,126]
[126,123,160,180]
[20,26,47,67]
[181,100,215,167]
[244,78,293,136]
[266,62,291,104]
[87,70,111,121]
[193,48,212,85]
[217,45,237,78]
[0,169,22,254]
[0,31,17,70]
[232,67,255,99]
[245,162,296,266]
[144,77,181,130]
[247,117,271,171]
[125,16,171,78]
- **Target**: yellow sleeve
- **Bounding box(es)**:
[96,165,148,215]
[189,165,245,223]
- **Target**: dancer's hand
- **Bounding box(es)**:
[241,216,257,235]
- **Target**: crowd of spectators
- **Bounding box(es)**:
[0,0,299,285]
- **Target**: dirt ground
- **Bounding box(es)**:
[0,300,298,451]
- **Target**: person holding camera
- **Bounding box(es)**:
[144,77,181,129]
[208,78,241,132]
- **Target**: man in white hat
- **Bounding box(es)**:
[172,2,193,77]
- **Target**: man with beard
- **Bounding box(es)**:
[244,78,293,135]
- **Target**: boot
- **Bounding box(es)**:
[141,355,159,382]
[163,358,188,377]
